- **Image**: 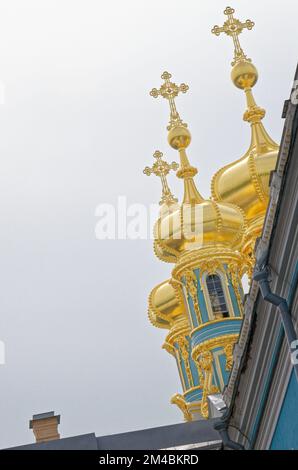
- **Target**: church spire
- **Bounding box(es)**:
[150,72,203,205]
[212,6,278,153]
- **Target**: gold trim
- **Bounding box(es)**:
[171,393,203,421]
[192,333,239,355]
[171,393,193,422]
[177,336,194,388]
[183,385,202,397]
[172,247,246,280]
[183,269,202,323]
[192,334,239,418]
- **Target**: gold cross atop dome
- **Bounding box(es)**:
[150,72,189,131]
[212,6,255,66]
[143,150,178,205]
[211,6,258,90]
[150,72,203,204]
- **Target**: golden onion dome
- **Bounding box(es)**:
[210,61,278,231]
[154,198,246,264]
[211,7,279,260]
[146,71,247,264]
[211,102,278,227]
[148,279,185,329]
[146,139,247,265]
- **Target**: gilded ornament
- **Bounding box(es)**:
[211,6,255,67]
[143,150,178,206]
[183,270,202,323]
[171,394,192,422]
[150,72,189,131]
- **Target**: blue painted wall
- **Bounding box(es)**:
[270,370,298,449]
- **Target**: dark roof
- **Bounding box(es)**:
[97,419,221,450]
[10,433,98,451]
[8,419,221,451]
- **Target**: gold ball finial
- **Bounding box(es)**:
[231,60,258,89]
[168,126,191,150]
[212,6,258,88]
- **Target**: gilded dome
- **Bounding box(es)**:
[154,198,246,263]
[148,279,185,329]
[211,9,279,263]
[211,127,278,223]
[211,74,279,257]
[145,71,247,264]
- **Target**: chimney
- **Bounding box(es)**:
[29,411,60,443]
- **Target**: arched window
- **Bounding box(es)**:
[206,274,229,319]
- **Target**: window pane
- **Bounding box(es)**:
[206,274,229,318]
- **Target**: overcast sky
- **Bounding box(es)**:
[0,0,297,448]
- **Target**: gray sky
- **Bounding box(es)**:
[0,0,297,448]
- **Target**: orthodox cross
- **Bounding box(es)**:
[150,71,189,130]
[143,150,178,205]
[211,6,255,65]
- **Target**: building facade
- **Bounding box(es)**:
[223,65,298,450]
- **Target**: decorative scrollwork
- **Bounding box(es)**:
[183,269,202,323]
[176,336,194,388]
[171,393,192,422]
[196,351,219,419]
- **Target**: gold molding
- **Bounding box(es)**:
[192,333,239,363]
[170,393,203,422]
[183,269,202,323]
[172,247,246,281]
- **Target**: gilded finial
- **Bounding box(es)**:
[143,150,178,206]
[150,72,203,204]
[150,71,191,150]
[150,72,189,132]
[211,7,278,155]
[212,6,254,66]
[212,6,258,89]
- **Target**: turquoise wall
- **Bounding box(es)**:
[250,261,298,447]
[270,370,298,449]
